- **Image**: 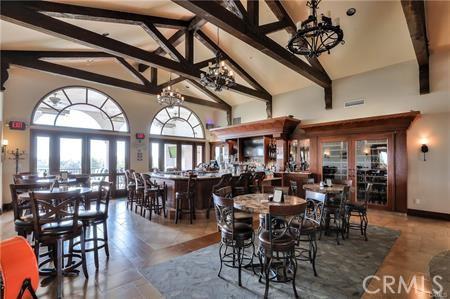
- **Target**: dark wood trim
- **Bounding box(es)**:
[247,0,259,26]
[401,0,430,94]
[194,58,216,69]
[185,30,194,63]
[407,209,450,221]
[173,1,330,88]
[141,21,186,62]
[187,79,231,109]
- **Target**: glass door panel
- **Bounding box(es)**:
[60,137,82,174]
[116,140,126,190]
[322,141,348,182]
[36,136,50,175]
[181,144,193,171]
[164,143,177,171]
[151,142,160,170]
[196,145,203,166]
[355,139,389,206]
[90,139,110,191]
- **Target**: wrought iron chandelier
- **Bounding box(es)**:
[200,27,235,92]
[157,74,184,107]
[287,0,344,57]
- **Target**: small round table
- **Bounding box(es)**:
[303,183,346,194]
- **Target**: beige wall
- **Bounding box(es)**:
[1,63,228,205]
[232,51,450,214]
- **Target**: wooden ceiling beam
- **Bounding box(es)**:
[21,0,188,29]
[0,3,202,81]
[259,20,289,35]
[116,57,152,87]
[141,21,186,62]
[2,52,229,111]
[247,0,259,26]
[401,0,430,94]
[173,0,331,89]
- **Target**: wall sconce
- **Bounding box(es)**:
[1,139,8,154]
[421,143,429,161]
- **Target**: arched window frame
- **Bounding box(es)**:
[150,105,205,140]
[31,86,130,133]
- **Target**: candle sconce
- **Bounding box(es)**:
[420,144,429,161]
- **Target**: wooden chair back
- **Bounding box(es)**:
[212,193,234,233]
[9,183,53,222]
[215,186,233,198]
[29,189,82,237]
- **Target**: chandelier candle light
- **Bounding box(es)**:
[157,74,184,107]
[288,0,344,57]
[200,27,235,91]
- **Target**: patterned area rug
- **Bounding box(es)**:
[143,226,399,299]
[429,250,450,298]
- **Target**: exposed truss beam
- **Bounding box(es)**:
[173,0,331,89]
[142,21,186,62]
[116,57,151,87]
[2,52,230,111]
[21,0,188,29]
[247,0,259,26]
[156,76,187,91]
[194,58,216,69]
[0,3,201,80]
[259,20,289,35]
[401,0,430,94]
[195,30,271,101]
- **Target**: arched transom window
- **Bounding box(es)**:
[32,86,129,132]
[150,106,205,139]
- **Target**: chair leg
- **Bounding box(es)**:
[218,242,224,278]
[175,198,179,224]
[34,239,40,262]
[311,233,318,277]
[264,257,272,299]
[93,223,99,269]
[80,229,89,278]
[291,255,299,298]
[103,221,110,257]
[188,198,193,224]
[56,239,63,299]
[362,212,369,241]
[237,246,242,287]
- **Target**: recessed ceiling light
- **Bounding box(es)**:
[346,8,356,16]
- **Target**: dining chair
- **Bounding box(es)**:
[289,180,298,196]
[232,172,252,195]
[141,173,166,220]
[214,186,253,225]
[125,169,136,210]
[258,202,306,298]
[294,190,327,276]
[344,183,373,241]
[249,171,266,193]
[213,193,255,287]
[207,173,232,219]
[133,172,146,215]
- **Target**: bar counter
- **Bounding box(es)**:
[150,172,282,220]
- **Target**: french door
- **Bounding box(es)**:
[31,129,129,197]
[319,134,394,210]
[149,138,205,171]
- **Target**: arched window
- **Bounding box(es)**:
[32,86,129,132]
[150,106,205,139]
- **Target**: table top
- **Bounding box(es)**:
[35,178,77,184]
[19,187,92,200]
[233,193,307,215]
[303,183,346,193]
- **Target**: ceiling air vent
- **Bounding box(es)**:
[344,99,365,108]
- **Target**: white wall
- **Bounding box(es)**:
[1,63,228,205]
[232,51,450,214]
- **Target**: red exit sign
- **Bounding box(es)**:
[135,133,145,140]
[8,121,26,130]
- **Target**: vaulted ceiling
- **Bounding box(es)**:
[1,0,448,111]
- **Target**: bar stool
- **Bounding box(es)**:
[30,189,88,299]
[125,169,136,210]
[141,174,166,220]
[175,174,197,224]
[72,181,111,269]
[9,183,52,238]
[133,172,146,215]
[208,173,232,219]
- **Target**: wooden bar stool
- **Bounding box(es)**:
[174,174,197,224]
[30,189,88,299]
